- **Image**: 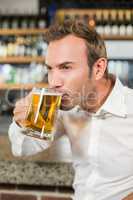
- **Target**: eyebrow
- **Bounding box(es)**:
[45,61,75,69]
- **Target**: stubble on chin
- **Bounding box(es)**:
[80,86,99,112]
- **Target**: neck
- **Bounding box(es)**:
[85,75,114,113]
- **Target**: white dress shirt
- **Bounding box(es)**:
[8,78,133,200]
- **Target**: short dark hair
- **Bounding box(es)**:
[44,19,108,77]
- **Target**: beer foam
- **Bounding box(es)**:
[33,91,62,96]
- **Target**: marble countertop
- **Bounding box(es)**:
[0,160,74,187]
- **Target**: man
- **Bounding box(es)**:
[8,20,133,200]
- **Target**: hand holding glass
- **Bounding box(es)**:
[22,88,62,141]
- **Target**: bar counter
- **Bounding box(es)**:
[0,116,74,187]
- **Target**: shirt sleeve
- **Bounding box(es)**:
[8,111,66,157]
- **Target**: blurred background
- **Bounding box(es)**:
[0,0,133,199]
[0,0,133,116]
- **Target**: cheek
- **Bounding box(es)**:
[64,69,89,90]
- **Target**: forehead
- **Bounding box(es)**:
[45,35,87,65]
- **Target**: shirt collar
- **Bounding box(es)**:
[96,77,127,118]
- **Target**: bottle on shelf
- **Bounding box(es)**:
[125,10,133,35]
[7,36,15,56]
[111,12,119,36]
[96,10,106,35]
[1,18,10,29]
[103,10,115,35]
[64,14,71,21]
[88,13,96,29]
[21,18,29,29]
[103,12,112,36]
[29,19,36,29]
[11,18,19,29]
[0,34,48,58]
[119,11,127,36]
[0,15,47,30]
[38,18,46,29]
[0,62,48,84]
[82,14,89,25]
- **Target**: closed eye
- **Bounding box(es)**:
[47,66,52,70]
[45,62,74,71]
[45,65,52,71]
[59,65,72,70]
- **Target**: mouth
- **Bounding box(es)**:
[48,88,73,106]
[62,93,70,100]
[54,90,72,102]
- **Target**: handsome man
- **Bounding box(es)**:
[9,20,133,200]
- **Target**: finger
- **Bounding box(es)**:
[13,112,27,121]
[13,118,30,128]
[14,112,28,122]
[14,104,29,112]
[15,93,32,107]
[13,106,29,116]
[15,98,30,108]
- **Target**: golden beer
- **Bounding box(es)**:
[23,88,62,140]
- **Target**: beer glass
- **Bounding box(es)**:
[23,88,62,141]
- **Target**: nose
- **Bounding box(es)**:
[48,70,64,89]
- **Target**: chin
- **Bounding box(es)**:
[60,104,75,111]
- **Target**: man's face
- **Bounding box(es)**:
[45,35,96,110]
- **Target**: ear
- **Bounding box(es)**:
[93,58,108,80]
